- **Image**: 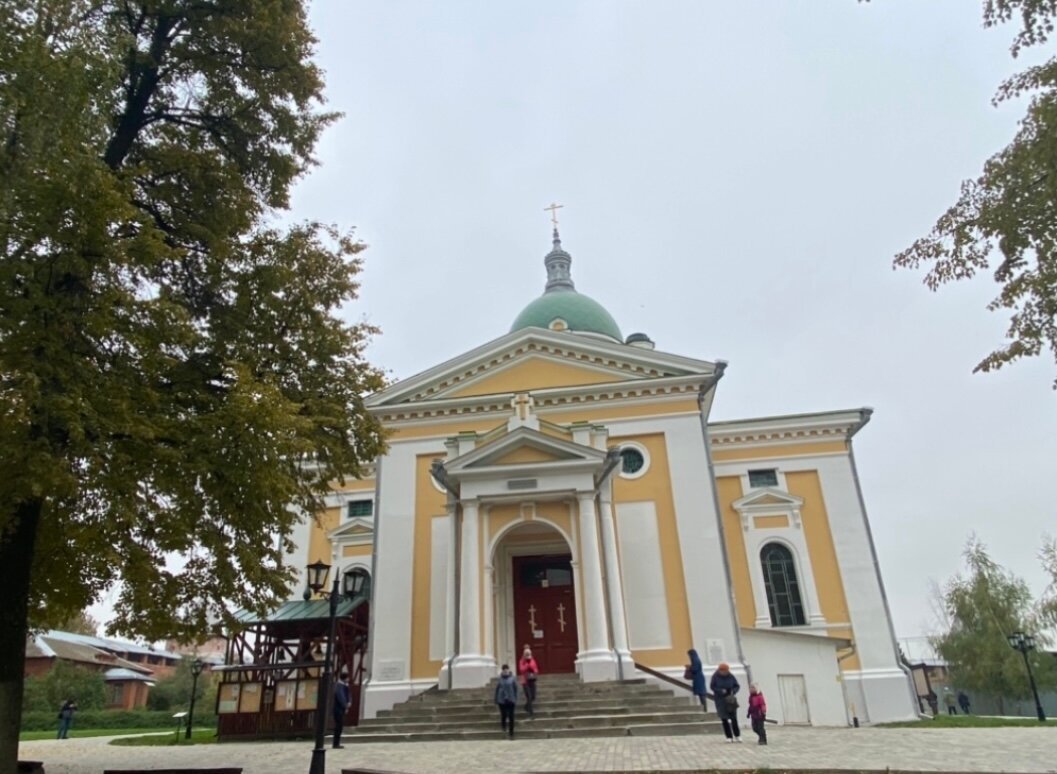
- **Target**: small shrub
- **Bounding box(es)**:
[19,709,218,732]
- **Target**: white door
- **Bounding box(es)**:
[778,674,811,724]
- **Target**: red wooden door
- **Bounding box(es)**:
[512,555,578,674]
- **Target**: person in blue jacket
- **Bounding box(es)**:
[686,649,708,712]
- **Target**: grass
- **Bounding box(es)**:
[878,714,1056,728]
[109,728,217,746]
[19,727,164,741]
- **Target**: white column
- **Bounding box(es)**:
[438,499,458,689]
[576,492,618,682]
[451,499,495,687]
[483,564,495,659]
[599,488,634,678]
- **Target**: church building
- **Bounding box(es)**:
[287,225,918,726]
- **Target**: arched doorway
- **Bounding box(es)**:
[490,521,580,674]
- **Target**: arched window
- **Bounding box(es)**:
[760,543,806,626]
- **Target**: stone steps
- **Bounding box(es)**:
[346,675,722,743]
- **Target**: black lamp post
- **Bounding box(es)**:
[307,561,368,774]
[185,657,205,740]
[1007,631,1046,722]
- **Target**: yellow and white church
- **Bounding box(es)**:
[287,228,918,726]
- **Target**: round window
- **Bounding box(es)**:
[620,447,645,475]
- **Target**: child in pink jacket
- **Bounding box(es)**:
[747,683,768,745]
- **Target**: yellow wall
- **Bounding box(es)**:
[448,357,627,397]
[785,471,858,669]
[611,433,693,668]
[710,440,847,462]
[754,515,789,530]
[410,454,448,679]
[493,446,565,465]
[341,544,372,558]
[329,477,377,492]
[308,507,341,565]
[716,476,756,627]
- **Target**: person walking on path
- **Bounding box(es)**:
[57,698,77,739]
[685,649,708,713]
[332,672,350,748]
[495,664,519,739]
[944,689,958,715]
[957,690,971,714]
[747,683,768,745]
[518,645,539,718]
[710,662,742,742]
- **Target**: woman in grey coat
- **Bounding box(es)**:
[495,664,519,738]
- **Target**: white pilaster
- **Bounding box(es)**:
[599,487,635,678]
[451,499,495,687]
[575,492,618,682]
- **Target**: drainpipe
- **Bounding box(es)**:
[594,449,625,681]
[696,364,751,682]
[838,643,859,727]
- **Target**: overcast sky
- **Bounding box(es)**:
[93,2,1057,641]
[272,0,1057,640]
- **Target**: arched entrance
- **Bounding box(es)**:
[490,521,580,674]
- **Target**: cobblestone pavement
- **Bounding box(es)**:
[19,726,1057,774]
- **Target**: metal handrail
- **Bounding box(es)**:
[633,661,714,701]
[633,661,777,723]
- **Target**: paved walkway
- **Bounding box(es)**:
[19,726,1057,774]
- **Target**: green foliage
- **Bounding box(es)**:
[0,0,386,638]
[894,1,1057,384]
[879,715,1057,728]
[931,537,1057,702]
[56,612,100,637]
[19,708,216,732]
[146,659,214,712]
[1039,535,1057,628]
[21,663,105,712]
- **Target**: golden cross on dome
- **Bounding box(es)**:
[544,202,564,228]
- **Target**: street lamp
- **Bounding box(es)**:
[1007,631,1047,722]
[307,561,369,774]
[185,657,205,740]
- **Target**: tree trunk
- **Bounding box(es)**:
[0,498,42,774]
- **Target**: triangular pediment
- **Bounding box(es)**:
[731,488,804,512]
[329,517,375,540]
[445,426,608,478]
[366,328,717,408]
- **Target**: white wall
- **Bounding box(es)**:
[740,628,848,727]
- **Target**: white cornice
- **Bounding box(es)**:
[708,408,871,449]
[372,373,710,424]
[366,328,718,408]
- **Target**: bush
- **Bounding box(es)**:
[19,708,217,732]
[22,662,106,712]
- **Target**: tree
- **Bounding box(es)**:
[0,1,387,766]
[893,1,1057,385]
[21,662,106,713]
[931,537,1056,712]
[1039,534,1057,628]
[55,611,100,637]
[146,657,213,713]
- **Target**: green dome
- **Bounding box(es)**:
[510,288,623,341]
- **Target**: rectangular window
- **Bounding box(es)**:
[346,500,373,519]
[748,469,779,488]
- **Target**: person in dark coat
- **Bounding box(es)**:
[57,698,77,739]
[332,672,350,749]
[495,664,519,738]
[686,649,708,712]
[957,690,971,714]
[710,662,742,742]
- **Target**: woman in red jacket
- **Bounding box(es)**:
[517,645,539,717]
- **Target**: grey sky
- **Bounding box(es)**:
[100,1,1055,641]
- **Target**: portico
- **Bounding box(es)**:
[431,403,634,689]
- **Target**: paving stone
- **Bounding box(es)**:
[17,726,1057,774]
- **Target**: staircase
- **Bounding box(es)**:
[346,673,723,742]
